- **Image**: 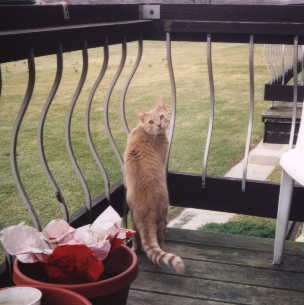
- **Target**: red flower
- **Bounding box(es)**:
[109,229,135,252]
[43,244,104,283]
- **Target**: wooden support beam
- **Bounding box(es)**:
[0,4,140,31]
[265,84,304,102]
[0,20,154,63]
[163,20,304,44]
[165,20,304,37]
[167,172,304,221]
[160,4,304,23]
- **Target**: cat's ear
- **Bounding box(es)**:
[135,110,146,122]
[156,102,167,112]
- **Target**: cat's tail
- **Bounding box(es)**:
[146,245,185,273]
[140,230,185,273]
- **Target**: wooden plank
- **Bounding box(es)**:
[264,84,304,102]
[131,270,304,305]
[68,0,210,3]
[0,21,154,63]
[165,241,304,273]
[0,20,151,37]
[137,255,304,292]
[46,0,304,4]
[155,3,304,44]
[165,20,304,37]
[160,4,304,23]
[129,229,304,304]
[167,173,304,221]
[209,0,304,4]
[128,228,304,304]
[262,106,303,120]
[165,228,304,256]
[0,5,140,31]
[262,105,301,144]
[128,290,233,305]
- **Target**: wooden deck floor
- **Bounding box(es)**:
[127,228,304,305]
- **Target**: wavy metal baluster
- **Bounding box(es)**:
[301,46,304,85]
[5,251,13,281]
[85,40,111,202]
[1,222,12,280]
[65,41,92,213]
[202,34,215,188]
[281,45,286,85]
[0,64,2,97]
[264,45,277,84]
[241,35,255,192]
[120,37,143,134]
[264,45,278,108]
[271,45,279,83]
[104,37,127,173]
[37,45,69,222]
[119,37,143,226]
[165,32,177,173]
[289,36,299,149]
[10,49,41,230]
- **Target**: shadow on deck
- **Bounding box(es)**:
[128,228,304,305]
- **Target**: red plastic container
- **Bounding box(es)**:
[13,245,138,305]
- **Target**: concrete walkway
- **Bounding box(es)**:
[168,141,288,230]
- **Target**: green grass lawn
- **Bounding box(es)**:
[199,148,285,237]
[199,221,276,238]
[267,164,282,183]
[0,41,269,234]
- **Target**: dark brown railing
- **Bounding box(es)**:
[1,0,304,284]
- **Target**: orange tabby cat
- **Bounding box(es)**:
[124,103,185,273]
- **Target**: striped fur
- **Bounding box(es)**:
[138,223,185,273]
[124,104,185,273]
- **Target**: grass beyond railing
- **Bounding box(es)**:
[0,41,269,237]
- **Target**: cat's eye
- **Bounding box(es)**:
[148,120,154,124]
[160,114,164,120]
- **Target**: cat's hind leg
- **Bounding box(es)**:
[158,219,166,249]
[132,223,143,253]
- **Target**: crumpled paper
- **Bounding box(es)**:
[0,206,133,263]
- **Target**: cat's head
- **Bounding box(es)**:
[136,103,170,136]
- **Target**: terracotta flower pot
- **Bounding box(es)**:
[13,245,138,305]
[16,285,93,305]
